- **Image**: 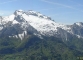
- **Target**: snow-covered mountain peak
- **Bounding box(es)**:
[11,10,67,37]
[74,22,83,27]
[14,10,24,15]
[24,10,51,20]
[13,10,52,20]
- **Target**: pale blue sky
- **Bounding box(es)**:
[0,0,83,24]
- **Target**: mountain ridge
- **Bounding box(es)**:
[0,10,83,40]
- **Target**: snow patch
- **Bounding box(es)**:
[22,14,63,36]
[18,31,27,40]
[76,35,81,38]
[9,31,27,40]
[12,20,19,24]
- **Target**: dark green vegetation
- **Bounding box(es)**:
[0,36,83,60]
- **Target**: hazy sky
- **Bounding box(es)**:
[0,0,83,24]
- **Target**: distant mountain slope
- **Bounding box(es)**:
[0,36,81,60]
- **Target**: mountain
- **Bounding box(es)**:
[0,10,83,60]
[0,10,64,39]
[0,10,83,40]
